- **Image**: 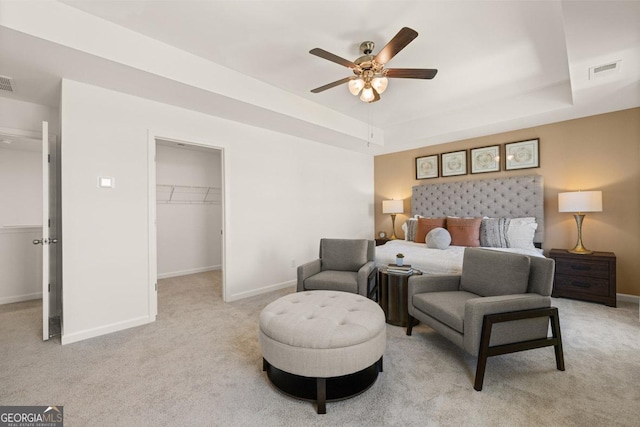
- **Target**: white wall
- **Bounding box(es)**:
[0,97,60,135]
[0,146,42,226]
[156,144,222,277]
[60,79,374,344]
[0,227,42,304]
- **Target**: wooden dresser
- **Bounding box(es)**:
[549,249,616,307]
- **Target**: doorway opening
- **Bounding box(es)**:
[149,136,225,317]
[0,124,61,341]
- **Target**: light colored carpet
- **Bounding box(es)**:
[1,271,639,426]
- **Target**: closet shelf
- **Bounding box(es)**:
[157,184,221,205]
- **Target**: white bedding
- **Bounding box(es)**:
[375,240,544,275]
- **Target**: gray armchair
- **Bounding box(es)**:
[297,239,377,298]
[407,248,564,390]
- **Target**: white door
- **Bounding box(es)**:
[40,121,50,340]
[34,121,60,341]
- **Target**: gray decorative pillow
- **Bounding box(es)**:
[480,217,510,248]
[426,227,451,250]
[403,218,418,241]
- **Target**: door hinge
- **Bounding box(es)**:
[48,154,51,163]
[48,219,51,228]
[48,283,51,292]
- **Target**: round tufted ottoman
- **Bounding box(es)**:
[259,290,386,414]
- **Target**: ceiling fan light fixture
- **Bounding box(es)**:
[360,86,375,103]
[309,27,438,103]
[372,76,388,94]
[348,78,364,96]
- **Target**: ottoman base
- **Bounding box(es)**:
[263,357,383,414]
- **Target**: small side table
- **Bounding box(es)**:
[378,268,422,326]
[549,249,616,307]
[375,238,390,246]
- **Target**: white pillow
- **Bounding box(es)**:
[507,217,537,250]
[401,222,408,240]
[426,227,451,250]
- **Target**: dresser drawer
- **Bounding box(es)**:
[554,274,610,297]
[555,259,609,279]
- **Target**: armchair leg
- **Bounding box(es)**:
[474,314,493,391]
[550,308,565,371]
[474,307,565,391]
[406,315,416,336]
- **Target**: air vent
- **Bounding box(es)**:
[589,60,621,80]
[0,75,13,92]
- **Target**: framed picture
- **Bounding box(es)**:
[416,155,439,179]
[441,150,467,177]
[471,145,500,174]
[505,138,540,170]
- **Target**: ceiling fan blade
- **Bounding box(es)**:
[385,68,438,79]
[309,48,358,69]
[310,77,353,93]
[374,27,418,65]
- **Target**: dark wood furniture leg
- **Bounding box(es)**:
[367,268,378,301]
[316,378,326,414]
[550,309,565,371]
[406,314,416,335]
[474,307,565,391]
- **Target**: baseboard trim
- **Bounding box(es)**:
[61,314,154,345]
[226,280,295,302]
[617,293,639,303]
[0,292,42,305]
[157,265,221,279]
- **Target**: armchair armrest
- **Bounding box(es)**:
[297,259,321,292]
[408,274,461,301]
[357,261,377,296]
[464,294,551,355]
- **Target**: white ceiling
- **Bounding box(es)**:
[1,1,639,155]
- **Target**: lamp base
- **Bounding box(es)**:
[389,214,398,240]
[568,214,592,255]
[568,247,593,255]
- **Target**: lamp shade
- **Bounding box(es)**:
[382,199,404,214]
[558,191,602,213]
[348,78,364,96]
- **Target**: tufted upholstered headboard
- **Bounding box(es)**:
[412,175,544,244]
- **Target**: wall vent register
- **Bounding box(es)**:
[589,60,621,80]
[0,75,13,92]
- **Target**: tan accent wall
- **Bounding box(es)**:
[374,108,640,296]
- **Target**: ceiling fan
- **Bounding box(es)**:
[309,27,438,103]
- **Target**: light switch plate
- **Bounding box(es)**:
[98,176,115,188]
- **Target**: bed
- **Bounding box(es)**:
[375,175,545,274]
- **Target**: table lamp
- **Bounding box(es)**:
[382,199,404,240]
[558,190,602,254]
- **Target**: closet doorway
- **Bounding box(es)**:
[0,124,61,341]
[150,138,224,317]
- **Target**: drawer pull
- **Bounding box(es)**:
[570,265,591,271]
[571,281,591,288]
